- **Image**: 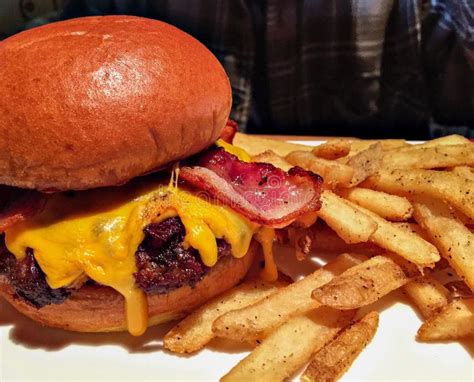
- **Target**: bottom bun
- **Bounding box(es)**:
[0,241,257,333]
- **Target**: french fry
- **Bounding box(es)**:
[382,144,474,170]
[344,139,408,157]
[312,256,408,309]
[363,169,474,219]
[382,251,421,278]
[301,311,379,382]
[212,253,367,342]
[417,298,474,341]
[221,308,355,382]
[349,202,440,267]
[345,143,383,185]
[407,134,470,148]
[252,150,293,171]
[413,199,474,292]
[234,132,312,157]
[431,266,464,284]
[308,223,383,255]
[286,151,354,187]
[391,222,431,242]
[163,280,285,353]
[317,191,378,244]
[312,139,352,160]
[337,187,413,221]
[403,276,450,319]
[444,281,473,299]
[450,166,474,181]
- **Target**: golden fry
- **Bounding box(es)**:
[337,187,413,221]
[417,298,474,341]
[318,191,378,244]
[344,139,408,158]
[312,140,351,160]
[212,253,367,342]
[391,222,431,242]
[234,132,312,157]
[363,169,474,220]
[221,308,355,382]
[164,280,284,353]
[413,199,474,292]
[301,311,379,382]
[382,144,474,170]
[252,150,293,171]
[345,143,383,185]
[407,134,470,148]
[350,202,440,268]
[449,166,474,181]
[308,223,383,255]
[286,151,354,187]
[312,256,408,309]
[404,276,450,319]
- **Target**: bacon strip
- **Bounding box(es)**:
[180,147,323,227]
[0,189,46,232]
[219,120,238,144]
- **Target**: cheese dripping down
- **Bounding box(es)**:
[4,144,279,336]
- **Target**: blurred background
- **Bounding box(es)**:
[0,0,472,139]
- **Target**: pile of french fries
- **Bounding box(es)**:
[164,134,474,381]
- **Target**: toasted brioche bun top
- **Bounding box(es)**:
[0,16,231,191]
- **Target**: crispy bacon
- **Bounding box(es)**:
[219,120,238,143]
[0,189,46,232]
[180,147,323,227]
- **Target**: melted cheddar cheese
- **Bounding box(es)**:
[5,181,276,335]
[216,139,251,162]
[5,144,278,336]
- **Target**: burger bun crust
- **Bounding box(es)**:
[0,16,231,191]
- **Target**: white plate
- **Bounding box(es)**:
[1,141,473,382]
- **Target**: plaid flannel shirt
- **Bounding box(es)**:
[1,0,472,138]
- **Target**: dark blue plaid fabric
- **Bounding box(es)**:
[1,0,472,138]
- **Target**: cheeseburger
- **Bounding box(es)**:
[0,16,322,336]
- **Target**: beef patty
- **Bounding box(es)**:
[0,217,230,308]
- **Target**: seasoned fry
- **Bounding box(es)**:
[403,276,450,319]
[413,199,474,292]
[252,150,293,171]
[163,280,285,353]
[308,223,383,255]
[301,311,379,382]
[344,143,384,185]
[382,144,474,170]
[444,281,473,299]
[234,132,312,157]
[337,187,413,221]
[212,253,367,342]
[349,202,440,267]
[312,256,408,309]
[344,139,408,157]
[318,191,377,244]
[286,151,354,187]
[417,298,474,341]
[430,266,463,285]
[450,166,474,181]
[382,251,420,278]
[166,134,474,380]
[407,134,470,148]
[312,139,351,160]
[391,222,431,242]
[363,169,474,219]
[221,308,355,382]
